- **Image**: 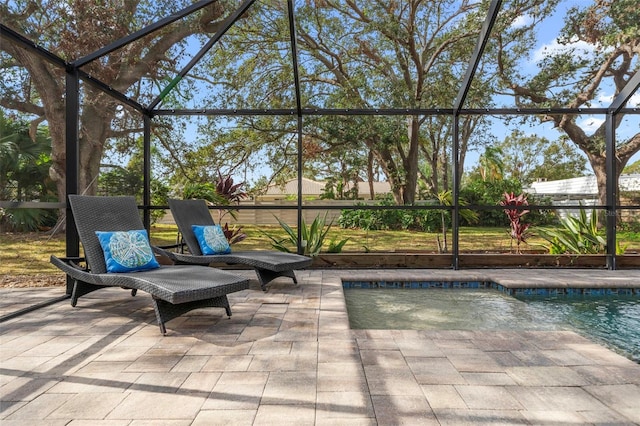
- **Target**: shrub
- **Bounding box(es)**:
[0,207,58,232]
[536,208,625,254]
[337,195,442,232]
[460,178,522,226]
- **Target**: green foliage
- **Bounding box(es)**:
[98,165,169,225]
[0,113,54,203]
[623,160,640,174]
[436,190,479,226]
[460,178,523,226]
[182,183,225,204]
[150,180,170,225]
[0,112,58,232]
[327,236,349,253]
[537,208,625,255]
[477,146,505,182]
[320,176,359,200]
[487,131,587,185]
[337,196,443,232]
[0,208,56,232]
[261,213,345,257]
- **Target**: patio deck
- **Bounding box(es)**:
[1,269,639,425]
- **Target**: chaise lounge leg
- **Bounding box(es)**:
[255,269,297,291]
[71,280,110,307]
[71,280,137,307]
[151,295,233,334]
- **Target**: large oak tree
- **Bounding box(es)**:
[1,1,229,204]
[495,0,640,206]
[202,0,555,204]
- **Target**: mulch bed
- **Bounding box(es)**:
[1,274,66,288]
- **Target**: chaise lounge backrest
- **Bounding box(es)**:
[168,198,216,256]
[69,195,146,274]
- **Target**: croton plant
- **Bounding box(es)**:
[500,192,531,253]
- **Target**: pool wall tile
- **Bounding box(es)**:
[342,280,640,298]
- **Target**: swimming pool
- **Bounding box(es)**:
[343,285,640,363]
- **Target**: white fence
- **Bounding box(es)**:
[159,200,367,226]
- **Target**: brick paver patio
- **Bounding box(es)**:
[1,269,639,425]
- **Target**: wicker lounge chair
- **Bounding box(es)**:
[159,199,313,291]
[50,195,250,334]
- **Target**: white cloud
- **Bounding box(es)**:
[597,92,640,108]
[532,38,597,63]
[511,14,533,29]
[628,93,640,107]
[597,93,614,107]
[578,117,605,133]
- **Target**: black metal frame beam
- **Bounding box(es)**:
[287,0,304,255]
[65,69,80,296]
[148,0,257,111]
[610,70,640,114]
[454,0,502,111]
[152,107,638,116]
[0,24,67,67]
[79,70,147,114]
[72,0,219,68]
[143,116,152,229]
[450,0,502,269]
[605,69,640,269]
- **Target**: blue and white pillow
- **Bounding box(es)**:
[95,229,160,273]
[192,224,231,255]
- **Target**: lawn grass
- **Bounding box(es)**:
[2,224,638,277]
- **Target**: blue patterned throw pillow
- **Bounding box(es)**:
[192,225,231,255]
[95,230,160,273]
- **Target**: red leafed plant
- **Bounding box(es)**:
[215,172,248,244]
[183,173,248,244]
[500,192,531,254]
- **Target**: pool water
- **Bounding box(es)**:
[343,288,640,362]
[516,294,639,362]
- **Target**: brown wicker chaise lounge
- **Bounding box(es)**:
[158,199,313,291]
[50,195,250,334]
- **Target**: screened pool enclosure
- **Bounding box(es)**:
[1,0,639,281]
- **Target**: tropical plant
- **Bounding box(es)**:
[183,173,248,244]
[537,208,625,255]
[327,236,349,253]
[500,192,531,254]
[0,113,58,231]
[478,146,505,182]
[436,190,479,253]
[261,212,347,257]
[1,208,49,232]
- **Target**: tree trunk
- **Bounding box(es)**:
[367,150,375,200]
[589,154,608,209]
[403,116,421,204]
